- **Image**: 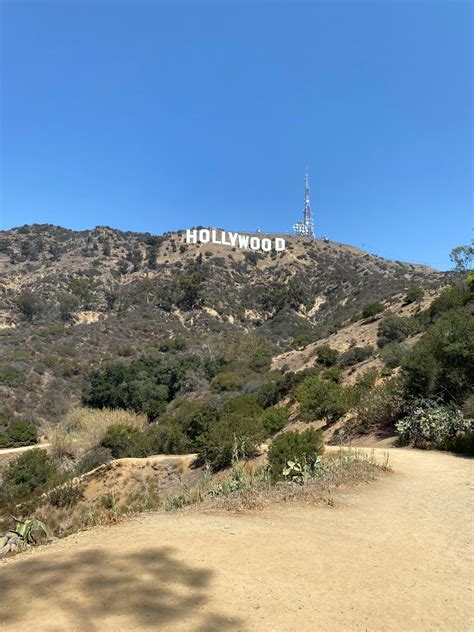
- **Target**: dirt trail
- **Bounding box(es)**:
[0,442,50,456]
[1,448,472,631]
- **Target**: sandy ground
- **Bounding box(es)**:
[0,447,472,632]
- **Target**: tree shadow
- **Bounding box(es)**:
[0,545,244,630]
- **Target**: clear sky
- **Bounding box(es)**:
[1,1,472,270]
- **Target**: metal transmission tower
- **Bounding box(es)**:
[292,168,315,238]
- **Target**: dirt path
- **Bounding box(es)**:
[0,442,50,456]
[1,448,472,631]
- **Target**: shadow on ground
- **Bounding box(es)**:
[0,545,243,630]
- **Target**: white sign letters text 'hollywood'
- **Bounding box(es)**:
[186,229,286,252]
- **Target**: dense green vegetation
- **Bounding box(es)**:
[0,419,37,448]
[267,429,324,480]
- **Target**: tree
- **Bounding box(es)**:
[403,308,474,403]
[403,287,424,304]
[450,243,473,273]
[362,302,384,319]
[296,376,347,423]
[377,315,418,347]
[58,292,79,321]
[17,289,43,320]
[314,345,339,367]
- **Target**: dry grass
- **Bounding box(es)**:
[6,449,390,551]
[50,407,148,465]
[203,448,391,512]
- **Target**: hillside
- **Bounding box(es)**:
[0,224,446,428]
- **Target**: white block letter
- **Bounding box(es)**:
[238,234,250,249]
[261,238,271,252]
[186,229,197,244]
[275,238,285,252]
[250,237,260,250]
[199,229,210,243]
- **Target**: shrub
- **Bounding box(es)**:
[211,371,246,392]
[0,365,26,387]
[167,399,220,444]
[197,401,264,470]
[362,303,384,319]
[260,406,290,436]
[314,345,339,367]
[145,423,192,454]
[396,399,472,452]
[292,332,316,348]
[82,356,190,419]
[296,376,347,423]
[76,447,113,474]
[46,480,84,508]
[101,425,147,459]
[3,449,58,499]
[267,429,324,481]
[377,315,419,347]
[380,342,409,369]
[347,369,379,407]
[0,419,37,448]
[403,287,424,304]
[428,286,466,319]
[402,308,474,403]
[17,289,43,320]
[355,377,405,429]
[339,346,373,367]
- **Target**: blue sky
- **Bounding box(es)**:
[1,1,472,270]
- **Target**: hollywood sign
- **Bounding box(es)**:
[185,229,286,252]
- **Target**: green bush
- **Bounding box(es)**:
[396,399,472,453]
[339,346,373,367]
[260,406,290,436]
[3,449,58,499]
[145,423,192,454]
[428,286,467,320]
[314,345,339,367]
[101,424,147,458]
[0,366,26,387]
[296,376,347,423]
[0,419,37,448]
[211,371,246,392]
[377,315,419,347]
[403,308,474,403]
[197,399,264,470]
[167,399,220,444]
[347,369,378,407]
[380,342,409,369]
[362,302,384,319]
[355,377,405,429]
[267,429,324,481]
[403,287,424,304]
[82,355,191,420]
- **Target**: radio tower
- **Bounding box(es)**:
[293,168,315,238]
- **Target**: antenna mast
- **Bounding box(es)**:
[293,168,315,238]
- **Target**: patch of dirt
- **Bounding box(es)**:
[1,447,472,631]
